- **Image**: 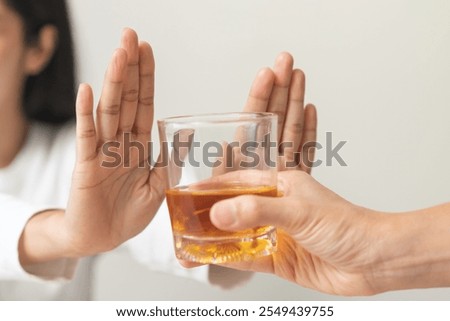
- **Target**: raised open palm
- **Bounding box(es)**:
[64,29,165,256]
[243,52,317,172]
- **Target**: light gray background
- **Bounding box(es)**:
[67,0,450,300]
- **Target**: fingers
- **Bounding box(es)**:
[93,27,156,173]
[280,69,306,166]
[236,69,275,171]
[76,84,96,162]
[300,104,317,173]
[96,28,154,144]
[267,52,294,141]
[96,48,128,142]
[133,41,155,141]
[118,28,140,133]
[243,68,275,113]
[210,193,302,236]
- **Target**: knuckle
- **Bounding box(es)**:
[100,103,120,116]
[286,121,304,135]
[139,95,154,107]
[77,129,96,139]
[122,89,139,103]
[140,71,154,79]
[118,125,133,133]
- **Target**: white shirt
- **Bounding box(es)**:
[0,122,210,300]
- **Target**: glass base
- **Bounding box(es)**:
[173,227,277,264]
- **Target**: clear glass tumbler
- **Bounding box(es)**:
[158,112,278,264]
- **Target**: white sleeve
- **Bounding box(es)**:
[0,196,77,282]
[124,203,254,288]
[0,194,47,280]
[124,202,210,284]
[0,124,78,281]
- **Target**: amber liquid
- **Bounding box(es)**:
[166,184,278,263]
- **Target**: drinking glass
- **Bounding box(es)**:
[158,112,278,263]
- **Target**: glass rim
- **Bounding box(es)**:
[157,112,277,126]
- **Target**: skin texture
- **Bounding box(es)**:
[18,30,167,266]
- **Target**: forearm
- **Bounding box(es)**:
[18,210,78,279]
[372,203,450,293]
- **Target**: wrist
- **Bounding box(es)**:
[19,209,77,267]
[369,205,450,294]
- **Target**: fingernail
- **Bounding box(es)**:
[211,201,237,228]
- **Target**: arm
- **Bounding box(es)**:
[0,196,71,280]
[210,171,450,296]
[374,204,450,293]
[18,210,78,278]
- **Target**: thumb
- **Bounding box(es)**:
[210,195,302,234]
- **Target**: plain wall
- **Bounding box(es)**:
[67,0,450,300]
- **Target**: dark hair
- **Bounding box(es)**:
[6,0,76,124]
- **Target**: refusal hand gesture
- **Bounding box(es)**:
[243,52,317,172]
[65,29,165,256]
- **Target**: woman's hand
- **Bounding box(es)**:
[19,29,166,268]
[243,52,317,172]
[64,29,165,256]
